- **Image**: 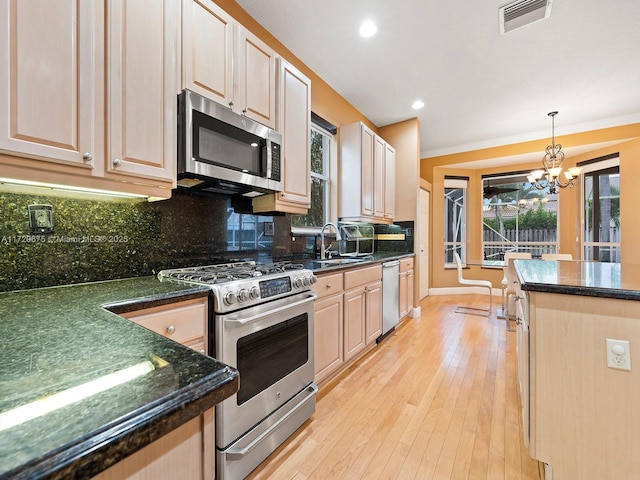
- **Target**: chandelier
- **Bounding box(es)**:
[527,111,581,194]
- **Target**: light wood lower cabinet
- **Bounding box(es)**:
[312,273,344,384]
[313,265,382,383]
[399,257,414,320]
[522,290,640,479]
[91,408,214,480]
[120,297,208,355]
[109,297,213,479]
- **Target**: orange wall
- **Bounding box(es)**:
[423,124,640,289]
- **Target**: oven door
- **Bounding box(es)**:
[214,290,316,448]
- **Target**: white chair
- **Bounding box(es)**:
[501,252,531,326]
[501,252,531,331]
[541,253,573,260]
[454,252,492,317]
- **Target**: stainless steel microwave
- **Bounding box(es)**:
[177,89,282,196]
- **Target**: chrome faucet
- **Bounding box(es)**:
[320,222,342,259]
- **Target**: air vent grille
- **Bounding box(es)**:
[499,0,553,34]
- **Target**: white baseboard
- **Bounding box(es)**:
[409,306,420,318]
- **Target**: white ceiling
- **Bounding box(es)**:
[234,0,640,163]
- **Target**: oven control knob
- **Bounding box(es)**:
[294,277,304,288]
[249,286,260,299]
[238,289,249,302]
[303,276,311,286]
[223,291,237,305]
[308,274,317,285]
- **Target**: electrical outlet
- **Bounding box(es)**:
[606,338,631,371]
[28,204,54,234]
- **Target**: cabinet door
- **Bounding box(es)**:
[182,0,234,105]
[0,0,102,170]
[91,408,214,480]
[276,59,311,207]
[106,0,178,184]
[360,125,375,217]
[406,269,414,317]
[384,144,395,220]
[343,287,366,362]
[236,26,276,129]
[314,293,344,384]
[399,271,408,319]
[373,135,386,218]
[365,280,382,344]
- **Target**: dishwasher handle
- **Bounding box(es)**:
[382,260,400,268]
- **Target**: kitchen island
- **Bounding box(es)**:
[0,277,239,480]
[514,260,640,479]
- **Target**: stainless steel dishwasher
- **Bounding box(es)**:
[378,260,400,342]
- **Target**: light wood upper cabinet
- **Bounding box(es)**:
[0,0,102,171]
[340,122,395,224]
[384,144,396,220]
[253,58,311,214]
[236,26,276,129]
[106,0,179,184]
[182,0,234,105]
[373,135,386,218]
[182,2,276,129]
[0,0,178,197]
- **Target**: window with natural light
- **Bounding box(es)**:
[581,156,620,262]
[291,123,333,229]
[444,177,467,265]
[482,173,559,260]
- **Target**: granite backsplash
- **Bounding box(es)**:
[0,188,301,292]
[0,186,413,292]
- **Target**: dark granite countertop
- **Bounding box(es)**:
[0,277,239,480]
[300,252,415,274]
[515,259,640,301]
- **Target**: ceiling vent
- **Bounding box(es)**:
[499,0,553,34]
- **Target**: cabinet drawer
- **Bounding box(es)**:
[344,264,382,290]
[122,299,207,346]
[312,272,344,299]
[399,257,414,272]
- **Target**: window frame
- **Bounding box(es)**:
[290,120,335,234]
[580,156,620,262]
[444,177,468,267]
[481,172,560,260]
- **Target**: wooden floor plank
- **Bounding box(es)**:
[247,294,539,480]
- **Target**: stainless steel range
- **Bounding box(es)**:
[158,261,317,479]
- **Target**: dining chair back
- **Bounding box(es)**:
[454,252,492,317]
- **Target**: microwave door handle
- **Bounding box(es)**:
[223,293,317,328]
[266,140,272,179]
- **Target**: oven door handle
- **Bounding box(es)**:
[223,292,317,328]
[225,383,318,459]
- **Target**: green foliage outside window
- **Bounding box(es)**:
[291,127,329,228]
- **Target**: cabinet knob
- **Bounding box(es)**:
[326,284,331,288]
[166,325,175,335]
[113,158,122,167]
[198,349,206,355]
[515,317,522,325]
[228,100,234,108]
[242,108,247,115]
[82,152,93,162]
[515,295,524,301]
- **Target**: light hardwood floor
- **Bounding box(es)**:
[248,294,540,480]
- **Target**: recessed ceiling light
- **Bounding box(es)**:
[412,100,425,110]
[359,20,378,38]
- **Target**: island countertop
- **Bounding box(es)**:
[514,259,640,301]
[0,277,239,480]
